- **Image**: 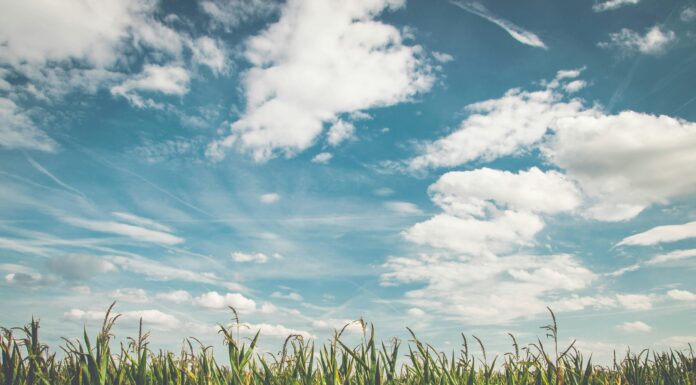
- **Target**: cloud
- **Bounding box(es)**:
[46,254,116,281]
[618,321,652,333]
[111,212,173,233]
[382,253,595,324]
[449,1,547,49]
[111,255,245,291]
[190,37,229,75]
[592,0,640,12]
[200,0,280,31]
[384,201,423,215]
[327,119,356,146]
[271,291,303,301]
[598,26,675,55]
[667,289,696,301]
[208,0,434,161]
[0,97,57,152]
[647,249,696,265]
[62,214,183,245]
[311,152,333,164]
[110,65,190,109]
[408,71,588,170]
[259,193,281,204]
[65,308,181,329]
[432,52,454,63]
[616,294,653,310]
[681,7,696,22]
[311,319,363,334]
[231,251,282,263]
[544,111,696,221]
[239,322,313,339]
[404,168,579,256]
[110,288,150,303]
[618,221,696,246]
[194,291,257,312]
[155,290,193,303]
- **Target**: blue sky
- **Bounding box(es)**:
[1,0,695,362]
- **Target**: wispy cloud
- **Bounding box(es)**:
[61,216,184,245]
[450,1,547,49]
[592,0,640,12]
[598,26,675,56]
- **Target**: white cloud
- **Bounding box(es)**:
[618,321,652,333]
[271,291,303,301]
[592,0,639,12]
[111,255,245,291]
[239,322,313,339]
[647,249,696,265]
[311,152,333,164]
[429,167,581,217]
[311,319,363,334]
[231,251,282,263]
[563,80,587,93]
[450,1,547,49]
[155,290,192,303]
[110,288,149,303]
[208,0,434,161]
[408,72,587,170]
[616,294,653,310]
[0,97,57,152]
[259,302,279,314]
[327,119,356,146]
[544,111,696,221]
[194,291,257,312]
[384,201,423,215]
[598,26,675,55]
[259,193,281,204]
[407,307,426,317]
[432,51,454,63]
[404,167,579,256]
[382,253,595,324]
[111,212,173,233]
[62,217,184,245]
[667,289,696,301]
[200,0,279,31]
[111,65,190,109]
[681,7,696,22]
[618,221,696,246]
[190,37,229,75]
[65,308,180,329]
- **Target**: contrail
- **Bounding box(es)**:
[450,1,548,49]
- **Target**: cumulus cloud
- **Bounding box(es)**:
[403,167,579,256]
[155,290,193,303]
[618,321,651,333]
[408,71,588,170]
[239,322,313,339]
[207,0,434,161]
[110,288,150,303]
[194,291,257,312]
[618,221,696,246]
[667,289,696,301]
[327,119,356,146]
[382,253,595,324]
[311,152,333,164]
[190,37,229,75]
[110,65,190,109]
[450,1,547,49]
[384,201,423,215]
[681,7,696,22]
[259,193,281,204]
[65,308,180,329]
[592,0,640,12]
[598,26,676,55]
[616,294,653,310]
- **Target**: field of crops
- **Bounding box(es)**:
[1,305,694,385]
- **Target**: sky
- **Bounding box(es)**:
[1,0,696,363]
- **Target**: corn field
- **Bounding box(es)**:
[1,304,694,385]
